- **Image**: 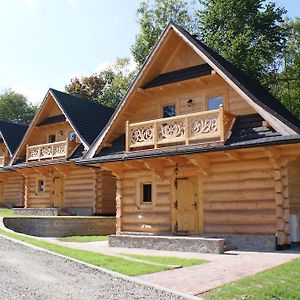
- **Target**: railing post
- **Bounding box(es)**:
[153,121,158,149]
[38,146,41,161]
[185,116,189,145]
[65,138,69,159]
[219,104,225,142]
[26,145,29,162]
[125,120,130,152]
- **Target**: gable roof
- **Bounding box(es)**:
[0,121,28,156]
[85,22,300,159]
[50,89,114,146]
[171,22,300,135]
[10,89,114,165]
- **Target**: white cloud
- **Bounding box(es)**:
[95,61,112,73]
[19,0,37,10]
[11,84,45,105]
[67,0,79,8]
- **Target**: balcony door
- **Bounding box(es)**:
[53,176,64,209]
[175,177,198,233]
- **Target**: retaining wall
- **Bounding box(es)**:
[3,216,116,237]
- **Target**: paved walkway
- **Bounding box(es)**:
[38,237,300,296]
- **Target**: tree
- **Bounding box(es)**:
[131,0,198,67]
[197,0,287,85]
[272,18,300,119]
[65,58,135,108]
[0,90,37,124]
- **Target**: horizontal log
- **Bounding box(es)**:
[204,178,274,192]
[204,200,275,211]
[205,211,276,225]
[204,189,274,202]
[205,224,276,234]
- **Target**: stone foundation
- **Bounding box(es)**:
[13,208,59,216]
[3,216,116,237]
[109,234,224,254]
[202,234,276,252]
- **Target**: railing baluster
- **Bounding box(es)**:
[219,105,225,142]
[153,121,158,149]
[125,121,130,152]
[185,116,189,145]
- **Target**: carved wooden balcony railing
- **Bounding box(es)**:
[0,155,7,167]
[126,106,235,151]
[26,139,69,162]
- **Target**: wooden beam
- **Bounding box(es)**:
[185,155,210,176]
[143,159,165,179]
[263,147,281,169]
[224,151,242,161]
[123,160,144,169]
[102,163,125,179]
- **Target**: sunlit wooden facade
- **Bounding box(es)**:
[8,89,116,216]
[84,23,300,247]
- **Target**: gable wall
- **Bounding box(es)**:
[106,77,255,144]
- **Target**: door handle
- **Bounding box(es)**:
[192,202,197,209]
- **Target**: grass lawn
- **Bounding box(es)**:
[0,208,13,217]
[0,228,206,276]
[58,235,108,243]
[204,258,300,300]
[122,254,208,267]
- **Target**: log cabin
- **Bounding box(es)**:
[0,121,28,207]
[82,22,300,250]
[6,89,116,216]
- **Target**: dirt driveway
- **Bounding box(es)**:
[0,237,194,300]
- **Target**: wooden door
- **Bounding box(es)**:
[175,178,198,233]
[53,177,64,208]
[0,181,4,204]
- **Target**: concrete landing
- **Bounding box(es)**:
[109,234,225,254]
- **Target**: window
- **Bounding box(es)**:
[37,179,45,193]
[207,96,224,110]
[69,131,76,142]
[142,184,152,203]
[48,134,56,143]
[163,104,176,118]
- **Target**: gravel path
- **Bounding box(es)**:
[0,237,193,300]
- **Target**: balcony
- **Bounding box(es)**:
[0,155,7,167]
[126,106,235,151]
[26,140,69,162]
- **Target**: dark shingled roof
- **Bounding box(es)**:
[50,89,115,146]
[170,22,300,134]
[143,64,213,89]
[85,114,300,164]
[38,114,66,126]
[0,121,28,155]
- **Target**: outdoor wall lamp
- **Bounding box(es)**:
[187,99,193,107]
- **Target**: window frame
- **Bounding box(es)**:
[47,134,56,144]
[141,183,152,204]
[36,178,46,194]
[205,88,229,111]
[161,103,177,118]
[207,95,224,111]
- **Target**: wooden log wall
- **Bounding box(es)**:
[116,169,172,233]
[2,175,24,207]
[64,167,96,209]
[26,173,53,208]
[95,170,116,215]
[202,151,276,235]
[287,160,300,215]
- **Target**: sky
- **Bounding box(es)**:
[0,0,299,105]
